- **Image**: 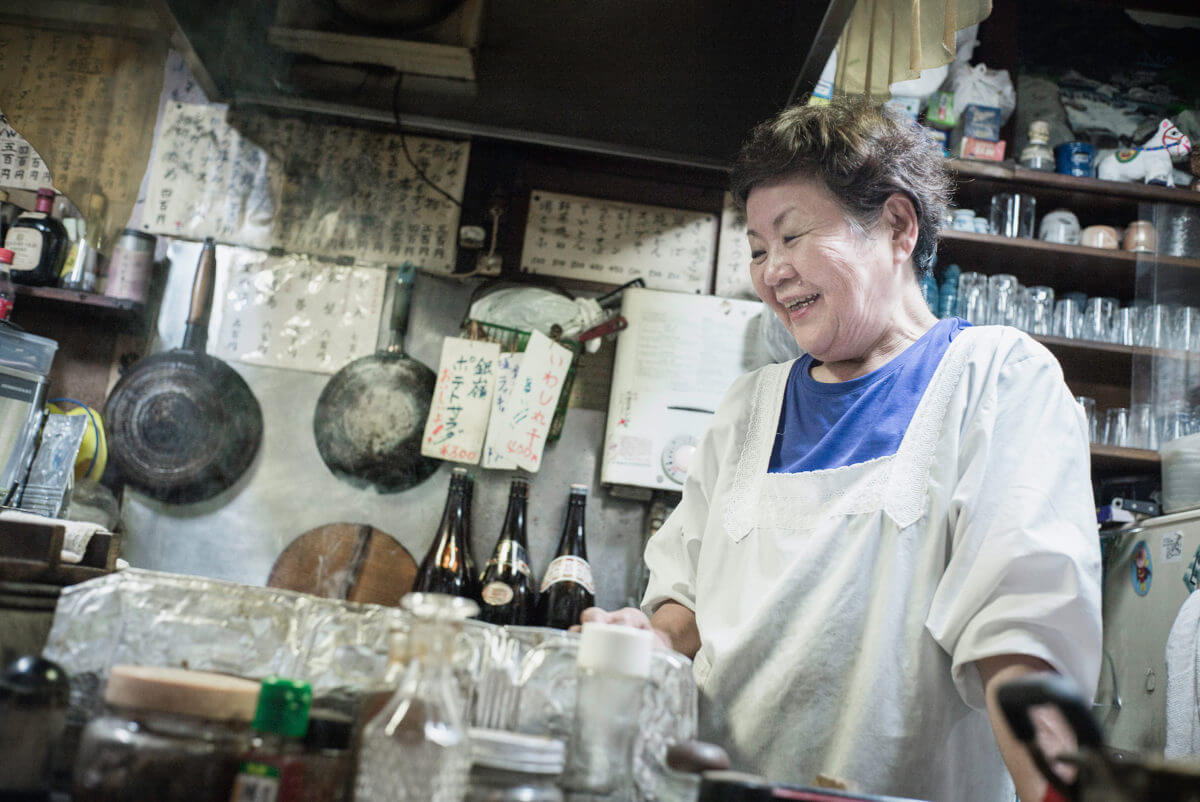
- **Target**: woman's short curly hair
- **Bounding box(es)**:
[729,97,951,276]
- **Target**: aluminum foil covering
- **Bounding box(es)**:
[43,569,697,799]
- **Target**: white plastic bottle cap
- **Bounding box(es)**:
[576,621,653,679]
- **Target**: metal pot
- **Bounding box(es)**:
[998,673,1200,802]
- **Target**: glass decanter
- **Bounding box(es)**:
[354,593,478,802]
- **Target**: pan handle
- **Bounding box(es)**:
[996,673,1105,798]
[385,263,417,355]
[183,238,217,352]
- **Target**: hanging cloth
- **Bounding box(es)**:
[834,0,993,99]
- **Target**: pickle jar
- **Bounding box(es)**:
[72,665,260,802]
[467,728,565,802]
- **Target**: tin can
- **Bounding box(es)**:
[104,229,156,303]
[1054,142,1097,177]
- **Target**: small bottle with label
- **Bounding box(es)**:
[478,478,536,626]
[229,677,312,802]
[1019,121,1055,172]
[4,188,68,286]
[0,249,16,322]
[539,484,596,629]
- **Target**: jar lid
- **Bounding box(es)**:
[469,728,565,774]
[104,665,260,722]
[1029,120,1050,143]
[577,621,653,678]
[120,228,157,243]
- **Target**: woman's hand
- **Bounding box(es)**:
[571,604,697,657]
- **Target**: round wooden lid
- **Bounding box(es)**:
[104,665,260,722]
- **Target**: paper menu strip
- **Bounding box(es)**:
[0,115,52,192]
[520,190,718,294]
[486,330,573,473]
[144,102,469,274]
[421,338,501,465]
[480,352,522,470]
[714,192,758,300]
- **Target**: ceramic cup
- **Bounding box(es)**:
[1081,225,1119,249]
[1123,220,1156,253]
[1038,209,1081,245]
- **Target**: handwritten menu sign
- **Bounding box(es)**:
[480,352,522,470]
[206,246,387,374]
[421,338,501,464]
[0,116,52,191]
[144,102,470,274]
[714,192,758,300]
[520,190,717,294]
[486,331,573,472]
[0,26,163,241]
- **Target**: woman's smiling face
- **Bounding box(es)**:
[746,176,910,365]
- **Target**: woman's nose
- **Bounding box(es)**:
[761,249,795,286]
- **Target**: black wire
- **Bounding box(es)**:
[391,73,462,209]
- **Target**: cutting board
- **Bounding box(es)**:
[266,523,418,607]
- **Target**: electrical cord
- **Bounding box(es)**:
[391,73,463,208]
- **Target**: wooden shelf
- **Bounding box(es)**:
[14,285,144,314]
[938,229,1200,302]
[1090,444,1161,474]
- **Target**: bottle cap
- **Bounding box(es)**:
[1029,121,1050,144]
[251,676,312,738]
[569,484,588,495]
[36,188,55,199]
[577,621,653,678]
[0,248,13,264]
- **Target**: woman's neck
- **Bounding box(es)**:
[811,284,939,383]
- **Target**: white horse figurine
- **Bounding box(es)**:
[1098,119,1193,187]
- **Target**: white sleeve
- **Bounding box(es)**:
[640,372,754,616]
[924,341,1102,710]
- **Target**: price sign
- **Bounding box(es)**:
[480,352,522,470]
[486,331,572,472]
[421,338,501,465]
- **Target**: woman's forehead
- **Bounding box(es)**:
[745,178,840,231]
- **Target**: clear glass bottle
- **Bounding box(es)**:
[61,192,106,292]
[355,592,479,802]
[1019,121,1055,172]
[562,622,653,795]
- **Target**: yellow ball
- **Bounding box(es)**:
[46,402,107,481]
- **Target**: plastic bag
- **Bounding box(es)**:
[949,62,1016,126]
[469,287,605,351]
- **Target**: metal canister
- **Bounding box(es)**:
[104,229,156,303]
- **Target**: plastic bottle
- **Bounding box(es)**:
[562,622,653,795]
[0,248,16,321]
[229,677,313,802]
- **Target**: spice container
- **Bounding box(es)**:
[467,728,564,802]
[72,665,259,802]
[230,676,312,802]
[103,229,156,302]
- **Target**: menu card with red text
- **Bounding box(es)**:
[421,337,501,465]
[484,330,573,472]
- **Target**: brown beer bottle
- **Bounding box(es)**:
[413,468,480,603]
[477,478,536,626]
[538,484,595,629]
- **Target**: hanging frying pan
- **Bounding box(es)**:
[104,238,263,504]
[312,264,438,492]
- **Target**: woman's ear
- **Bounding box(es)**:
[882,193,920,268]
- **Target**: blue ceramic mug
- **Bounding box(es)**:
[1055,142,1097,177]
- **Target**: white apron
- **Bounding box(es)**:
[642,326,1102,802]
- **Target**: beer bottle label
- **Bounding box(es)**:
[540,555,595,594]
[484,540,531,577]
[481,581,515,606]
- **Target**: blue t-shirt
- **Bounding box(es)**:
[768,317,970,474]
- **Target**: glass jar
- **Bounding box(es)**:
[72,665,260,802]
[467,728,564,802]
[1019,120,1055,172]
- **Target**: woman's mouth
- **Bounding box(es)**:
[783,293,819,314]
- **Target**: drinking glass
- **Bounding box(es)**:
[1175,306,1200,351]
[1116,307,1139,347]
[1021,286,1055,335]
[987,274,1020,326]
[989,192,1037,238]
[956,272,988,325]
[1158,401,1193,445]
[1104,407,1130,447]
[1129,403,1156,450]
[1075,396,1097,443]
[1083,297,1118,343]
[1053,299,1084,339]
[1137,304,1174,349]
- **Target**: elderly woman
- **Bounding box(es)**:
[585,99,1101,802]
